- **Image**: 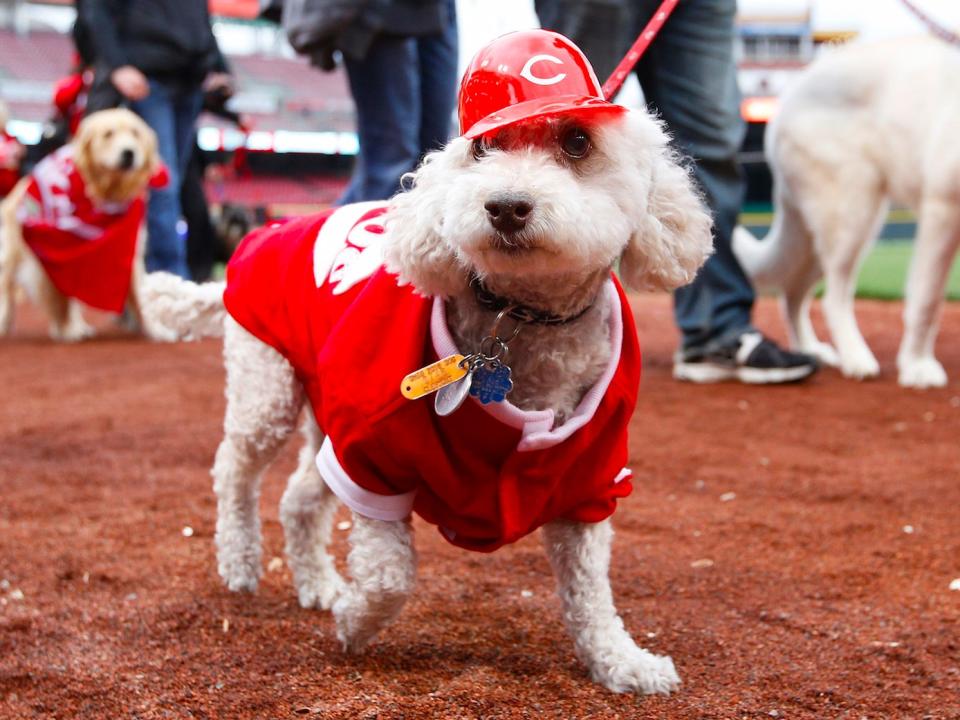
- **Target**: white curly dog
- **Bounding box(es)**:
[734,37,960,388]
[143,31,712,695]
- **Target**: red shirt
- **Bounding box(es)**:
[52,72,89,137]
[224,203,641,552]
[17,146,144,313]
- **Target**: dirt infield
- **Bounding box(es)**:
[1,295,959,720]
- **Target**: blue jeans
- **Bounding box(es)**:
[339,0,458,204]
[631,0,752,351]
[131,80,203,278]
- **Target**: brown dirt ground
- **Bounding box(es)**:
[1,295,959,720]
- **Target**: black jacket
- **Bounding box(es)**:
[79,0,227,84]
[282,0,450,69]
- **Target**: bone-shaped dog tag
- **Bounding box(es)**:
[434,371,473,416]
[401,354,468,399]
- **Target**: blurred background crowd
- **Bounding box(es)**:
[0,0,957,289]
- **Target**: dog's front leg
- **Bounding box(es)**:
[542,519,680,695]
[333,514,416,653]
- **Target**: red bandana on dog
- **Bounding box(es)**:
[17,146,162,314]
[224,203,641,552]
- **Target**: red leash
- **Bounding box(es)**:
[897,0,960,47]
[601,0,680,101]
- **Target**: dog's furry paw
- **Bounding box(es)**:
[839,349,880,380]
[332,588,378,653]
[219,566,261,593]
[57,321,95,342]
[296,567,346,611]
[803,341,839,368]
[217,549,262,593]
[585,642,681,695]
[143,321,181,343]
[898,356,947,389]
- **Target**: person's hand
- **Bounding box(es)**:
[205,72,235,97]
[111,65,150,101]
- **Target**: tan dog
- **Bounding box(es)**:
[0,108,160,340]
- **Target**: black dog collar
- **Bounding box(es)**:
[470,276,594,326]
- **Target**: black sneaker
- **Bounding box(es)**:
[673,332,819,384]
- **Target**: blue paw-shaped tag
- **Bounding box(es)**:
[469,364,513,404]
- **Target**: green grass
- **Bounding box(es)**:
[741,205,960,301]
[829,241,960,301]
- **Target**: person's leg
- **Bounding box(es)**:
[169,89,208,279]
[182,143,217,281]
[633,0,751,353]
[131,80,189,277]
[416,0,458,155]
[172,85,204,179]
[536,0,631,81]
[340,38,421,204]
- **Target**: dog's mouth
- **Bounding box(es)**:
[114,148,139,172]
[488,232,538,255]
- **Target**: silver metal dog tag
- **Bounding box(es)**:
[434,372,473,416]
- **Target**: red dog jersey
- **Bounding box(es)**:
[224,203,641,552]
[17,146,146,313]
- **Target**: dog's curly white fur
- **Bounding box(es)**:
[733,37,960,388]
[143,109,712,694]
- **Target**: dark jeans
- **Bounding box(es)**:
[539,0,752,351]
[339,0,458,204]
[182,143,217,282]
[131,79,203,278]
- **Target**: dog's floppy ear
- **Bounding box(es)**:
[141,120,161,178]
[618,116,714,292]
[382,138,471,298]
[72,116,97,180]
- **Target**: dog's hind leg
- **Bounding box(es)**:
[780,251,837,367]
[279,409,344,610]
[36,274,76,341]
[897,197,960,388]
[542,519,680,695]
[815,188,887,380]
[333,516,416,653]
[0,236,18,335]
[61,300,94,341]
[214,317,304,593]
[0,187,24,335]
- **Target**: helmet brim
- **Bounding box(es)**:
[461,95,626,139]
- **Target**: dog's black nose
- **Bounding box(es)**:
[485,193,534,234]
[119,148,135,170]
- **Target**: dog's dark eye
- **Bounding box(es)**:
[104,129,114,139]
[560,128,591,158]
[472,136,498,160]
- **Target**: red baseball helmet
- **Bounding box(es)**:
[458,29,625,139]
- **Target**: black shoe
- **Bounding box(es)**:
[673,332,819,384]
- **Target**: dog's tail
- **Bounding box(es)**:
[138,271,227,340]
[732,194,809,290]
[732,224,777,284]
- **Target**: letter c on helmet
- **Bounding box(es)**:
[519,54,567,86]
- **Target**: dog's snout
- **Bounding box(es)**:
[485,193,534,234]
[119,148,136,170]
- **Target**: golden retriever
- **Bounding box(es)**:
[0,108,160,340]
